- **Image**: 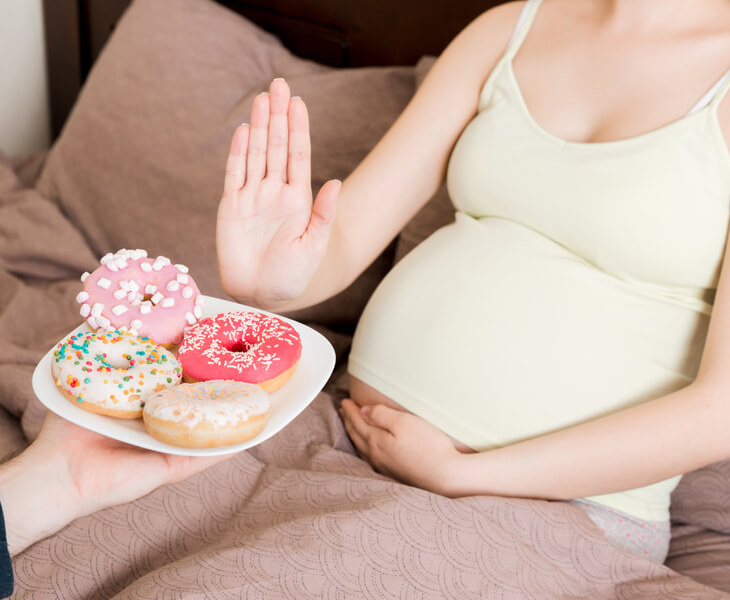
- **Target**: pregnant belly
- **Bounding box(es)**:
[348,214,704,451]
[349,375,476,453]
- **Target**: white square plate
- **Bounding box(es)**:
[32,295,336,456]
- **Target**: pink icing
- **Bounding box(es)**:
[79,249,202,345]
[177,311,301,384]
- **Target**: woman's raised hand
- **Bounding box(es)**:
[217,78,341,308]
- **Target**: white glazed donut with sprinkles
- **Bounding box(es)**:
[51,330,182,419]
[77,249,204,346]
[143,380,270,448]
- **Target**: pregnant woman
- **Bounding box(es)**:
[216,0,730,563]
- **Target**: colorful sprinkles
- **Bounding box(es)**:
[51,330,182,414]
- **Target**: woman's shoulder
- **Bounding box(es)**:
[435,2,526,84]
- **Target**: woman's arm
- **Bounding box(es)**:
[217,3,526,312]
[340,232,730,499]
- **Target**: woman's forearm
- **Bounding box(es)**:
[448,381,729,500]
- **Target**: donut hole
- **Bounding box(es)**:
[142,293,153,302]
[229,341,253,354]
[99,350,134,371]
[105,356,133,371]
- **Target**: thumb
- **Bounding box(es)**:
[309,179,340,232]
[361,404,401,432]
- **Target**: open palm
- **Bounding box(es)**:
[217,79,341,307]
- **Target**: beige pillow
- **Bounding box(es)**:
[37,0,415,325]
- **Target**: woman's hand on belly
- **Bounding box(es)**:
[349,376,475,453]
[339,398,469,497]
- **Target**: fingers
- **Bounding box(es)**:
[246,92,270,183]
[266,78,291,181]
[222,123,249,197]
[340,399,372,452]
[241,80,309,187]
[287,96,311,186]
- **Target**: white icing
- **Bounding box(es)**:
[143,381,269,428]
[51,331,181,411]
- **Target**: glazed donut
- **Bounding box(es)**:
[76,248,203,346]
[178,311,302,392]
[51,330,182,418]
[143,380,270,448]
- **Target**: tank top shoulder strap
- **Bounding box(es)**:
[708,69,730,111]
[688,68,730,115]
[478,0,545,109]
[503,0,545,61]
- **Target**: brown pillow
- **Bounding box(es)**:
[37,0,415,325]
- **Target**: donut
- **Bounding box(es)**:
[76,248,204,346]
[177,311,302,392]
[143,380,270,448]
[51,330,182,418]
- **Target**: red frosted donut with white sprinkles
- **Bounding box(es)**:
[76,249,203,346]
[178,311,302,393]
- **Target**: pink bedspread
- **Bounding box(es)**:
[2,153,730,598]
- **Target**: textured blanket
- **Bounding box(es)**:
[2,154,730,598]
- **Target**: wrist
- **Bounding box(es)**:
[0,444,79,556]
[437,451,479,498]
[440,451,494,498]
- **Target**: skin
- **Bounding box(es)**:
[0,413,229,556]
[217,0,730,500]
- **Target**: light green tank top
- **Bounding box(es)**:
[348,0,730,521]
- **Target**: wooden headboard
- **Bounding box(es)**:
[42,0,507,138]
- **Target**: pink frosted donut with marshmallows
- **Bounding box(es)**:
[177,311,302,392]
[76,249,204,346]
